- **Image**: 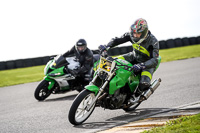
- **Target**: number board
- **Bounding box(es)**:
[99,58,110,72]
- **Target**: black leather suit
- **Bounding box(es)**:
[107,31,159,92]
[63,46,93,80]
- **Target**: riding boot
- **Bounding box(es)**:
[129,78,151,104]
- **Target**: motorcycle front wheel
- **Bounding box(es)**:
[68,89,96,125]
[34,80,52,101]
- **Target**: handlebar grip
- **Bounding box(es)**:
[101,50,108,58]
[124,66,132,71]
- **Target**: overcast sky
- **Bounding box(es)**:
[0,0,200,61]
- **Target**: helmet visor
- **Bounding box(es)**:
[77,45,86,52]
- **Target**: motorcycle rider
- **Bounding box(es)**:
[63,39,93,82]
[98,18,159,100]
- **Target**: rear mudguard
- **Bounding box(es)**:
[44,76,56,90]
[85,85,99,95]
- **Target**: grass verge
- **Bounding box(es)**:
[159,44,200,62]
[0,65,45,87]
[0,44,200,87]
[143,113,200,133]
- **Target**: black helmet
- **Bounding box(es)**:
[130,18,149,43]
[75,39,87,53]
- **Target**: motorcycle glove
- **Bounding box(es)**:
[132,63,146,73]
[70,69,79,77]
[98,45,110,52]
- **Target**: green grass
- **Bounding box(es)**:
[0,65,45,87]
[143,113,200,133]
[160,44,200,62]
[0,44,200,87]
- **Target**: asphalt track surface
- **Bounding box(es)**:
[0,57,200,133]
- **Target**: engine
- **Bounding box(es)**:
[100,90,127,109]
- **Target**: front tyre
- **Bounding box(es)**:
[34,80,52,101]
[68,89,96,125]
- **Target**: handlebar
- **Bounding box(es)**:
[99,51,133,72]
[100,50,108,58]
[114,59,133,72]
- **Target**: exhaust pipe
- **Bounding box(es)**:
[143,78,161,100]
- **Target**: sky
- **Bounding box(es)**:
[0,0,200,61]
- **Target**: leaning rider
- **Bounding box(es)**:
[63,39,93,82]
[98,18,160,99]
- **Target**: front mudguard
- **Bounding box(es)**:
[44,76,56,90]
[85,85,99,95]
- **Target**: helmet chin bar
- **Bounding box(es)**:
[76,46,87,53]
[130,31,148,44]
[131,36,145,44]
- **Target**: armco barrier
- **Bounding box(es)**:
[0,35,199,70]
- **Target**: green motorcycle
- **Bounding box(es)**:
[34,54,97,101]
[68,51,161,125]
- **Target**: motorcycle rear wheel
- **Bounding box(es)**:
[34,80,52,101]
[68,89,96,125]
[123,102,141,112]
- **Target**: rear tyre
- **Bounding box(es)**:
[68,89,96,125]
[123,102,141,112]
[34,80,52,101]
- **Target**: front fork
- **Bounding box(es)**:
[86,72,115,111]
[44,76,55,90]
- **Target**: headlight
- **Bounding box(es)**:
[48,73,61,77]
